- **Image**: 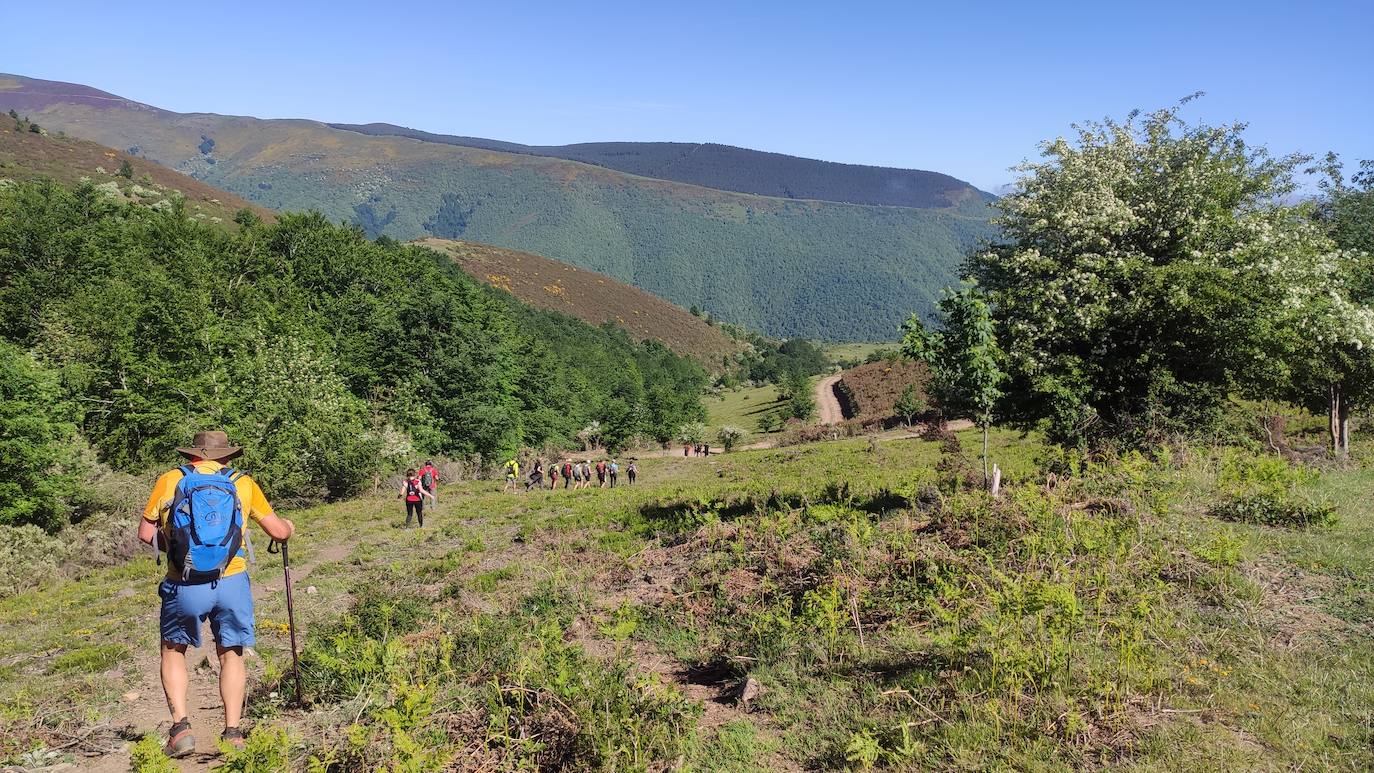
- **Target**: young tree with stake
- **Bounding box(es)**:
[903,289,1004,486]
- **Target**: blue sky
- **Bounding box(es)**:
[4,0,1371,190]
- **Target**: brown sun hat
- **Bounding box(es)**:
[176,430,244,461]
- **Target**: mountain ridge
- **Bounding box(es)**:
[0,73,998,340]
[329,122,994,210]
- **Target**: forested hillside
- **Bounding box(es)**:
[0,74,996,340]
[0,178,707,530]
[331,123,994,210]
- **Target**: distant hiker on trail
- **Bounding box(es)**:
[562,460,574,489]
[503,459,520,493]
[684,443,691,457]
[609,459,620,487]
[527,459,545,491]
[627,459,638,485]
[703,443,711,457]
[548,461,559,490]
[580,460,593,489]
[138,430,295,758]
[399,468,436,528]
[419,460,440,504]
[596,459,607,488]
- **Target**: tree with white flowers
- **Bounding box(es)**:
[968,99,1358,447]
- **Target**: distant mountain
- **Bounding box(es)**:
[331,123,994,211]
[0,74,997,340]
[418,238,742,367]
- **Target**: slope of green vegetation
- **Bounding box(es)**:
[0,75,997,340]
[0,178,707,530]
[3,430,1372,770]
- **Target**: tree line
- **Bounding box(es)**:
[0,180,708,531]
[906,103,1373,459]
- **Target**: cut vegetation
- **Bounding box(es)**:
[418,238,742,367]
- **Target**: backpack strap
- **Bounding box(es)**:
[178,465,194,477]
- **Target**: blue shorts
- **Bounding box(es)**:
[158,572,255,648]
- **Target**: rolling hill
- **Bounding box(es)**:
[330,123,994,210]
[0,74,998,341]
[0,120,272,225]
[417,238,742,367]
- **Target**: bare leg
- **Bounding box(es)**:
[160,641,190,721]
[217,644,246,728]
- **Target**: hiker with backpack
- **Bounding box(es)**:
[627,459,638,485]
[503,458,520,493]
[419,460,440,505]
[548,461,560,490]
[399,468,436,527]
[595,459,607,488]
[137,431,295,758]
[526,459,544,492]
[609,459,620,488]
[562,460,574,489]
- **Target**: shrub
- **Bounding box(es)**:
[129,735,177,773]
[1211,492,1338,529]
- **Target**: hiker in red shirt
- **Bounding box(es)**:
[419,460,440,504]
[399,468,436,528]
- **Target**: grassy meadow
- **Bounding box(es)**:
[708,384,787,436]
[3,427,1373,770]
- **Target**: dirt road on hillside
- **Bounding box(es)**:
[815,373,845,425]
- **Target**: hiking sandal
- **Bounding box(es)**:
[220,726,246,750]
[164,717,195,758]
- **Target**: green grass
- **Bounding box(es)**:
[708,384,786,435]
[823,341,895,365]
[3,430,1374,770]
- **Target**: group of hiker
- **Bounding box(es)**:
[505,457,638,491]
[135,430,654,760]
[684,442,712,456]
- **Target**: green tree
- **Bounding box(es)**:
[788,386,817,422]
[893,383,927,427]
[968,101,1316,446]
[715,425,747,452]
[677,421,707,447]
[0,343,75,530]
[1280,155,1374,456]
[117,159,133,178]
[904,289,1003,484]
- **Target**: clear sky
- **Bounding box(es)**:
[3,0,1370,191]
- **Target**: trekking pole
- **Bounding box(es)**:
[267,539,304,707]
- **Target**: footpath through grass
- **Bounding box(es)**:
[2,430,1373,770]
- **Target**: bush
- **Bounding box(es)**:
[1211,492,1338,529]
[1210,451,1337,528]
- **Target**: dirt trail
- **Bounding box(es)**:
[814,373,845,425]
[82,543,353,772]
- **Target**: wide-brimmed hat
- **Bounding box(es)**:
[176,430,243,461]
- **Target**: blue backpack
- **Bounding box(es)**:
[164,465,245,584]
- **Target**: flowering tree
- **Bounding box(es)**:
[968,101,1336,446]
[1278,155,1374,456]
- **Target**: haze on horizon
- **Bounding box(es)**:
[3,0,1371,191]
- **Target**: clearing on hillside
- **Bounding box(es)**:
[418,237,743,368]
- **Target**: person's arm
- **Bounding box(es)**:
[138,517,158,547]
[244,475,295,541]
[138,471,175,547]
[257,513,295,542]
[422,488,436,503]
